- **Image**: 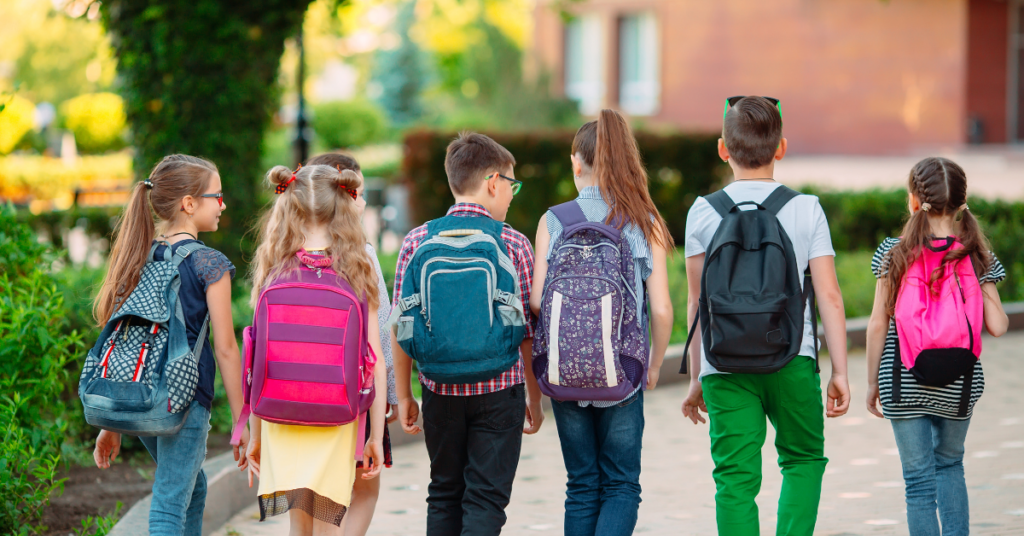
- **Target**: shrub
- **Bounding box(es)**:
[0,204,82,533]
[0,95,36,155]
[313,99,389,150]
[0,153,133,205]
[401,129,726,241]
[59,93,127,154]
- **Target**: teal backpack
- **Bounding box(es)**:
[390,216,527,384]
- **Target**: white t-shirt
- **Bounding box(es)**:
[684,181,835,380]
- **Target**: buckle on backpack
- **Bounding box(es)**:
[399,294,421,312]
[494,290,515,306]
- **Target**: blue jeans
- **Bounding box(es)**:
[890,416,971,536]
[551,392,644,536]
[139,401,211,536]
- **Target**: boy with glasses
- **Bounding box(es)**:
[391,132,542,535]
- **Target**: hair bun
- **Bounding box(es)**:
[267,165,295,187]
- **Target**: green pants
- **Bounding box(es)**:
[702,356,827,536]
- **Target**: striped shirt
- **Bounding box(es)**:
[392,203,535,396]
[545,186,654,407]
[872,237,1006,420]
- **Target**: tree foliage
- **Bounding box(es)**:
[101,0,313,267]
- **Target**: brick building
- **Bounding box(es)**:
[532,0,1023,154]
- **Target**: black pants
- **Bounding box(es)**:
[421,384,526,536]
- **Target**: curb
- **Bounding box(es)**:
[110,302,1024,534]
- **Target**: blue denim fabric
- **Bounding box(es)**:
[890,416,971,536]
[139,401,211,536]
[551,391,644,536]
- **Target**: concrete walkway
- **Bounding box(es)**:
[213,332,1024,536]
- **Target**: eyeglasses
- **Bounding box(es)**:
[494,173,522,196]
[200,193,224,208]
[723,96,782,122]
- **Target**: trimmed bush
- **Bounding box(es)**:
[313,99,389,150]
[0,153,133,206]
[59,93,127,154]
[0,95,36,155]
[401,129,726,240]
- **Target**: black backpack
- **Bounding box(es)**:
[681,185,818,375]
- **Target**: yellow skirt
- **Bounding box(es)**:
[257,420,358,526]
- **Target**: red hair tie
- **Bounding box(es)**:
[275,164,301,194]
[335,165,359,200]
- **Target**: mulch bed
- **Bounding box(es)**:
[41,433,232,535]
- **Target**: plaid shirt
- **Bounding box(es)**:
[393,203,535,396]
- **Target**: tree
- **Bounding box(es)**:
[371,0,424,126]
[101,0,314,267]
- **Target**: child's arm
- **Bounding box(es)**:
[246,415,261,487]
[530,214,550,316]
[521,337,543,434]
[865,278,890,418]
[392,330,421,435]
[808,255,850,418]
[363,305,388,479]
[982,282,1008,337]
[206,276,249,468]
[681,253,707,425]
[646,242,673,390]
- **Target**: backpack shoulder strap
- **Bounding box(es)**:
[760,185,801,216]
[704,190,736,219]
[549,200,587,227]
[171,242,209,271]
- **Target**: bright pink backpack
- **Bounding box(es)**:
[230,264,376,458]
[893,237,982,415]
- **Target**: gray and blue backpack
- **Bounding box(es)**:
[390,215,527,384]
[533,201,650,401]
[79,242,208,435]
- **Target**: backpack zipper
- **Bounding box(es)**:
[546,275,625,338]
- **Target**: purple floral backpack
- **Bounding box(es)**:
[533,201,649,401]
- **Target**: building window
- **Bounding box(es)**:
[564,14,606,115]
[618,12,659,116]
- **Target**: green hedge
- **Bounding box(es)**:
[809,188,1024,302]
[402,129,725,241]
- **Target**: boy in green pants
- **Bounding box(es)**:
[680,96,851,536]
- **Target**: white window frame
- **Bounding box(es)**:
[564,14,606,116]
[618,12,660,117]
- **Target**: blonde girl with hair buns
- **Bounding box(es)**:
[245,164,388,535]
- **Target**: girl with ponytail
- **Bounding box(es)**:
[245,164,388,534]
[530,109,674,536]
[866,157,1009,535]
[92,155,250,535]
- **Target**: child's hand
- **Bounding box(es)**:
[387,403,399,424]
[524,396,544,435]
[826,373,851,418]
[94,430,121,469]
[399,397,421,435]
[234,426,250,471]
[361,439,384,480]
[245,437,261,488]
[681,383,707,425]
[865,383,883,418]
[647,367,661,390]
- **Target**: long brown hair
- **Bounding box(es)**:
[884,157,992,315]
[575,109,673,248]
[250,164,378,310]
[94,155,217,326]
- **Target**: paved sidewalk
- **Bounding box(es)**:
[213,332,1024,536]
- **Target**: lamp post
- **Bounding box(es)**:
[293,24,310,165]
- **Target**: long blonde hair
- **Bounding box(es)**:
[94,154,216,325]
[250,164,378,309]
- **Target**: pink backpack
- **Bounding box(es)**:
[893,237,982,414]
[230,264,376,459]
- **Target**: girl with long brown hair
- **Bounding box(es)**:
[91,154,250,536]
[244,164,388,535]
[865,157,1008,535]
[529,109,674,535]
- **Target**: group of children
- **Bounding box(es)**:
[85,97,1010,536]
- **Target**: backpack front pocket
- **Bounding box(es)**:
[546,288,622,389]
[708,294,790,358]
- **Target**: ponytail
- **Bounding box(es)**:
[93,182,156,325]
[93,154,217,326]
[592,109,674,249]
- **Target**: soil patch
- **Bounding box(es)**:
[41,433,232,535]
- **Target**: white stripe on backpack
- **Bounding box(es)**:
[601,294,617,388]
[548,292,563,386]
